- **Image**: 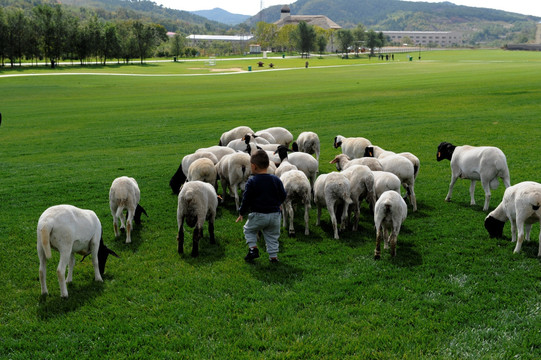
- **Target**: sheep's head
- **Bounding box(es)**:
[437,142,456,162]
[98,238,120,277]
[484,215,505,238]
[364,146,375,158]
[333,136,343,149]
[291,142,299,152]
[274,145,291,161]
[134,204,148,225]
[170,163,187,195]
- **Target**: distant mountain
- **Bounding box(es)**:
[192,8,250,25]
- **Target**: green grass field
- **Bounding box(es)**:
[1,49,541,359]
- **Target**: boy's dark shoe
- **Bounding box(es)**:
[244,247,260,261]
[269,257,279,263]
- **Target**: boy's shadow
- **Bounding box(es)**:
[247,260,303,286]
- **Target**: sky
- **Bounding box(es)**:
[154,0,541,18]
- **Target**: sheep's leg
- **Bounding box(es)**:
[209,219,216,244]
[287,202,295,237]
[481,179,491,211]
[340,202,349,231]
[352,201,360,231]
[509,218,517,242]
[281,202,288,230]
[384,229,390,249]
[538,221,541,257]
[304,202,310,236]
[374,227,383,260]
[66,253,75,283]
[232,184,240,210]
[328,200,339,239]
[57,252,70,298]
[191,227,201,257]
[38,251,48,296]
[409,183,417,212]
[91,245,103,282]
[316,205,321,226]
[445,175,459,202]
[125,209,134,244]
[513,222,525,254]
[390,232,398,257]
[469,180,477,206]
[177,217,184,255]
[112,212,119,237]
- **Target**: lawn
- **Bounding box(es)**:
[1,49,541,359]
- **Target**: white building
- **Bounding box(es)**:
[383,31,464,47]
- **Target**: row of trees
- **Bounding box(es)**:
[254,21,387,57]
[0,4,172,67]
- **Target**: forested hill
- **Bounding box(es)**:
[0,0,232,33]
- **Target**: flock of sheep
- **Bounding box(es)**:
[36,125,541,298]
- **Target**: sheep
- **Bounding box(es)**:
[484,181,541,257]
[340,165,376,230]
[330,153,383,172]
[169,151,219,194]
[215,152,251,210]
[37,204,119,298]
[219,126,253,146]
[364,146,420,179]
[437,142,511,211]
[333,135,372,159]
[314,172,353,240]
[280,170,312,237]
[177,181,218,257]
[374,190,408,259]
[292,131,320,160]
[195,145,236,161]
[256,127,293,147]
[187,158,218,189]
[109,176,148,244]
[372,171,402,200]
[227,134,259,154]
[274,145,318,187]
[378,155,417,211]
[252,131,276,144]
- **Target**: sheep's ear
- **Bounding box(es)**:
[330,158,337,164]
[108,248,120,258]
[291,142,298,151]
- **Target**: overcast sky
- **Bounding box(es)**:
[155,0,541,18]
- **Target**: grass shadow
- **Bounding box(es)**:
[36,276,108,320]
[246,260,304,286]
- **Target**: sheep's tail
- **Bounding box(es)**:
[531,192,541,211]
[241,165,246,176]
[39,226,52,259]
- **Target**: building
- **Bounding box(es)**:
[383,31,464,47]
[186,34,254,44]
[274,5,342,31]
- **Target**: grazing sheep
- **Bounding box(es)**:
[280,170,311,237]
[252,131,276,144]
[333,135,372,159]
[177,181,219,257]
[485,181,541,256]
[219,126,253,146]
[330,154,383,172]
[169,151,219,194]
[109,176,148,244]
[274,145,318,187]
[187,158,218,189]
[37,205,119,298]
[215,152,251,210]
[341,165,376,230]
[374,190,408,259]
[379,155,417,211]
[227,134,259,154]
[195,146,236,161]
[256,127,293,147]
[364,146,420,180]
[437,142,511,211]
[372,171,402,200]
[314,172,352,240]
[292,131,320,160]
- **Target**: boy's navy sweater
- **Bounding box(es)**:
[238,174,287,215]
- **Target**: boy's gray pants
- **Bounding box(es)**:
[243,212,281,258]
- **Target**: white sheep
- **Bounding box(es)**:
[333,135,372,159]
[280,170,312,237]
[292,131,320,160]
[252,131,276,144]
[330,153,383,172]
[372,171,402,200]
[437,142,511,211]
[227,134,259,154]
[341,165,376,230]
[364,145,420,179]
[256,127,293,147]
[314,172,352,240]
[374,190,408,259]
[275,145,318,187]
[378,155,417,211]
[219,125,253,146]
[215,152,251,210]
[485,181,541,256]
[169,151,219,194]
[177,181,219,257]
[109,176,148,244]
[195,145,236,161]
[187,158,218,189]
[37,204,119,298]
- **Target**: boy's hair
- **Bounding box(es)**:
[251,149,269,169]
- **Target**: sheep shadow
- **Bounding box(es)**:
[36,277,107,319]
[177,233,226,264]
[111,226,145,252]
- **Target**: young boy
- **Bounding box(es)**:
[236,150,287,262]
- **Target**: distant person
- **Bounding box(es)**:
[236,150,287,263]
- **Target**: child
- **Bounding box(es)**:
[236,150,287,262]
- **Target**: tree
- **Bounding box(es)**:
[316,34,327,55]
[365,30,380,56]
[352,23,366,55]
[296,21,316,57]
[254,22,278,50]
[103,22,120,64]
[170,33,185,58]
[336,29,353,58]
[131,21,166,64]
[275,24,296,53]
[6,8,27,67]
[33,4,69,68]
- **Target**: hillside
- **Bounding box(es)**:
[191,8,250,26]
